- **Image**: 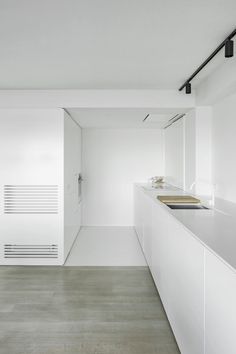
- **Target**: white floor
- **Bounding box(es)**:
[65,226,147,266]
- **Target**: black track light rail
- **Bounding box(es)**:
[179,28,236,92]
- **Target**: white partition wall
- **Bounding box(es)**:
[64,111,82,258]
[0,109,81,265]
[164,118,184,189]
[164,108,212,194]
[82,128,164,226]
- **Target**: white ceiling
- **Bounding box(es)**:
[0,0,235,89]
[67,108,190,128]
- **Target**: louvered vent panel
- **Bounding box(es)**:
[4,244,58,258]
[4,185,58,214]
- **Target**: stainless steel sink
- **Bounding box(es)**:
[166,204,209,210]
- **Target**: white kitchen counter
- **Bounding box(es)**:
[137,183,236,272]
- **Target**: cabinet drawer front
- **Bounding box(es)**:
[205,250,236,354]
[152,203,204,354]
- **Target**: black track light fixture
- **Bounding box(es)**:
[185,82,191,94]
[179,28,236,93]
[225,39,234,58]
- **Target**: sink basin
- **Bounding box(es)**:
[166,204,209,210]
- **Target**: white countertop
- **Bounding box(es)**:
[137,183,236,273]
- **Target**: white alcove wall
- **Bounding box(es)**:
[82,128,164,226]
[164,118,184,189]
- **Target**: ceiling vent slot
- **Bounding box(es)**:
[163,113,186,129]
[4,185,58,214]
[4,244,58,258]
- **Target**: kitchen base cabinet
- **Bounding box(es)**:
[134,186,204,354]
[152,202,204,354]
[164,218,204,354]
[151,203,172,309]
[134,185,236,354]
[205,250,236,354]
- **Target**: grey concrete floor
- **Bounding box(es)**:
[0,266,179,354]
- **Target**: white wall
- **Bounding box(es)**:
[184,110,196,192]
[165,118,184,189]
[195,52,236,203]
[0,109,64,265]
[64,112,82,259]
[195,107,212,195]
[82,129,164,226]
[164,108,212,195]
[196,56,236,106]
[212,92,236,203]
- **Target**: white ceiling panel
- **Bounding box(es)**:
[0,0,235,89]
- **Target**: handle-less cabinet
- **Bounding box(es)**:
[151,200,204,354]
[134,185,204,354]
[134,185,236,354]
[205,250,236,354]
[0,109,82,265]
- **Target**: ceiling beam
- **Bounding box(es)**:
[0,90,195,109]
